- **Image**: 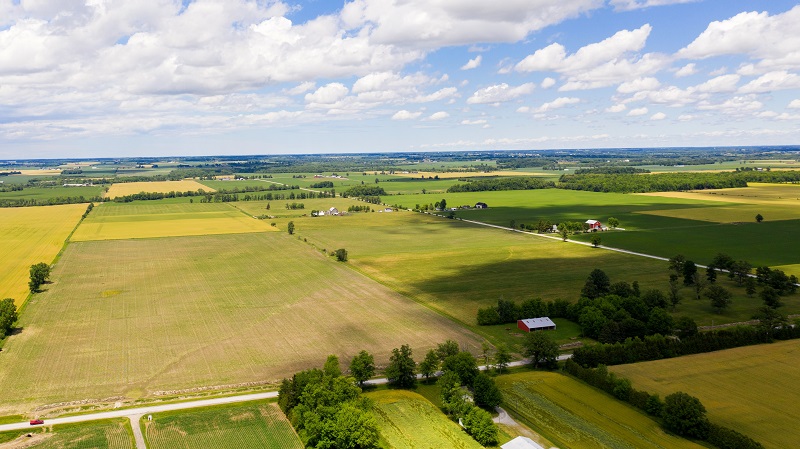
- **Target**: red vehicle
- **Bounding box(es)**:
[30,419,44,425]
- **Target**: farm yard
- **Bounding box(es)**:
[144,402,301,449]
[0,204,87,306]
[70,201,277,241]
[103,180,214,198]
[0,419,133,449]
[611,340,800,449]
[496,371,706,449]
[0,231,480,414]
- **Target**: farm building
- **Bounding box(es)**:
[585,219,602,231]
[475,202,488,209]
[329,207,339,216]
[517,317,557,332]
[502,436,545,449]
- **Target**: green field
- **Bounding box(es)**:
[144,402,302,449]
[0,231,480,414]
[0,419,133,448]
[611,340,800,449]
[366,390,484,449]
[0,185,104,201]
[496,372,705,449]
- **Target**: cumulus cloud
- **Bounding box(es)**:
[286,82,317,95]
[466,83,535,104]
[461,119,488,125]
[628,107,648,116]
[461,55,482,70]
[535,97,580,112]
[429,111,450,120]
[650,112,667,120]
[738,71,800,93]
[678,114,694,121]
[789,99,800,109]
[697,95,763,113]
[675,63,697,77]
[694,74,740,93]
[392,110,422,120]
[606,104,627,113]
[610,0,699,11]
[305,83,350,105]
[617,77,661,94]
[540,77,556,89]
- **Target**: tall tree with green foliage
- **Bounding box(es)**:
[323,354,341,377]
[581,268,611,299]
[349,350,375,386]
[523,331,559,368]
[494,344,511,373]
[607,217,619,228]
[463,407,498,446]
[418,349,439,381]
[435,340,460,361]
[441,351,479,387]
[287,221,295,235]
[28,262,50,292]
[472,373,502,409]
[705,285,733,313]
[0,298,18,338]
[755,213,764,223]
[662,392,710,439]
[590,234,601,248]
[385,344,416,388]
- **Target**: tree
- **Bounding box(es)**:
[755,213,764,223]
[668,254,686,276]
[662,392,710,439]
[439,371,467,417]
[578,306,608,340]
[682,261,697,286]
[385,344,416,388]
[705,284,733,313]
[745,277,757,297]
[646,308,674,336]
[494,344,511,373]
[642,289,668,309]
[480,341,492,367]
[349,350,375,386]
[730,260,752,286]
[760,286,783,309]
[581,268,611,299]
[463,406,498,446]
[691,272,706,300]
[436,340,460,361]
[472,372,502,409]
[523,331,559,369]
[0,298,18,338]
[674,316,698,338]
[334,248,348,262]
[441,351,479,387]
[668,278,681,310]
[607,217,619,228]
[439,198,447,210]
[590,234,601,248]
[28,262,50,292]
[418,349,440,381]
[315,402,380,449]
[324,354,341,377]
[754,305,788,338]
[706,265,717,284]
[287,221,295,235]
[266,202,271,210]
[559,228,569,241]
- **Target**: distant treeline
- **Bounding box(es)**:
[446,177,555,193]
[559,170,800,193]
[573,167,650,175]
[0,196,104,208]
[309,181,334,188]
[342,185,386,198]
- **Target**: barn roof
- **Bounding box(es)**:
[502,436,545,449]
[585,219,600,224]
[519,317,556,329]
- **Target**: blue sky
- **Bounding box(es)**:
[0,0,798,158]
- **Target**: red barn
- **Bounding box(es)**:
[585,220,602,231]
[517,317,557,332]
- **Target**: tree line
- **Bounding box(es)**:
[341,185,386,198]
[446,177,555,193]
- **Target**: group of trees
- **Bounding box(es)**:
[342,185,386,198]
[284,202,305,210]
[446,177,555,193]
[309,181,334,188]
[558,170,800,193]
[347,205,372,213]
[0,298,18,339]
[29,262,50,292]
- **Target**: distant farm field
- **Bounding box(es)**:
[366,390,483,449]
[497,372,705,449]
[70,201,276,241]
[104,180,214,198]
[0,232,480,413]
[145,402,301,449]
[231,197,364,218]
[0,204,86,306]
[611,340,800,449]
[0,185,104,201]
[0,419,133,448]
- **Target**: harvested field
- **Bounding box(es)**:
[70,201,276,241]
[611,340,800,449]
[0,232,481,413]
[104,181,214,198]
[145,402,301,449]
[0,204,86,306]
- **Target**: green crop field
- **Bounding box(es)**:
[0,232,480,413]
[496,372,705,449]
[144,402,302,449]
[70,201,277,241]
[231,197,364,218]
[0,419,133,448]
[0,185,104,201]
[366,390,484,449]
[611,340,800,449]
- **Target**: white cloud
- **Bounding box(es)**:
[392,110,422,120]
[610,0,699,11]
[305,83,349,105]
[429,111,450,120]
[606,104,627,113]
[628,107,648,116]
[789,99,800,109]
[675,63,697,77]
[775,112,800,120]
[738,71,800,93]
[536,97,580,112]
[461,119,488,125]
[678,114,694,121]
[461,55,482,70]
[540,77,556,89]
[516,106,531,113]
[466,82,535,104]
[650,112,667,120]
[286,82,316,95]
[697,95,763,113]
[617,77,661,94]
[694,74,740,93]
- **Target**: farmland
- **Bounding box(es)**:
[611,340,800,449]
[0,231,480,413]
[496,371,705,449]
[104,180,214,198]
[144,402,302,449]
[0,419,133,448]
[0,204,87,306]
[0,185,104,201]
[366,390,484,449]
[70,201,276,241]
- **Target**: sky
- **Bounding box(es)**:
[1,0,799,159]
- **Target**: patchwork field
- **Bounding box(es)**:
[230,197,364,218]
[611,340,800,449]
[144,402,301,449]
[366,390,483,449]
[70,202,276,241]
[496,372,705,449]
[0,185,104,201]
[0,419,133,448]
[0,232,480,413]
[104,180,214,198]
[0,204,87,306]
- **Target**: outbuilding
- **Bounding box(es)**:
[502,436,545,449]
[517,317,557,332]
[585,219,602,231]
[475,202,488,209]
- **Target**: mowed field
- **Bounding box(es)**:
[70,202,276,241]
[611,340,800,449]
[496,372,705,449]
[104,180,214,198]
[0,419,133,449]
[0,204,86,306]
[0,232,481,413]
[144,402,301,449]
[366,390,483,449]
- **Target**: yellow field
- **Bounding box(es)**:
[639,183,800,205]
[0,204,87,306]
[16,169,62,175]
[611,340,800,449]
[104,180,215,198]
[71,202,276,241]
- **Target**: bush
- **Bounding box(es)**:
[662,392,710,439]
